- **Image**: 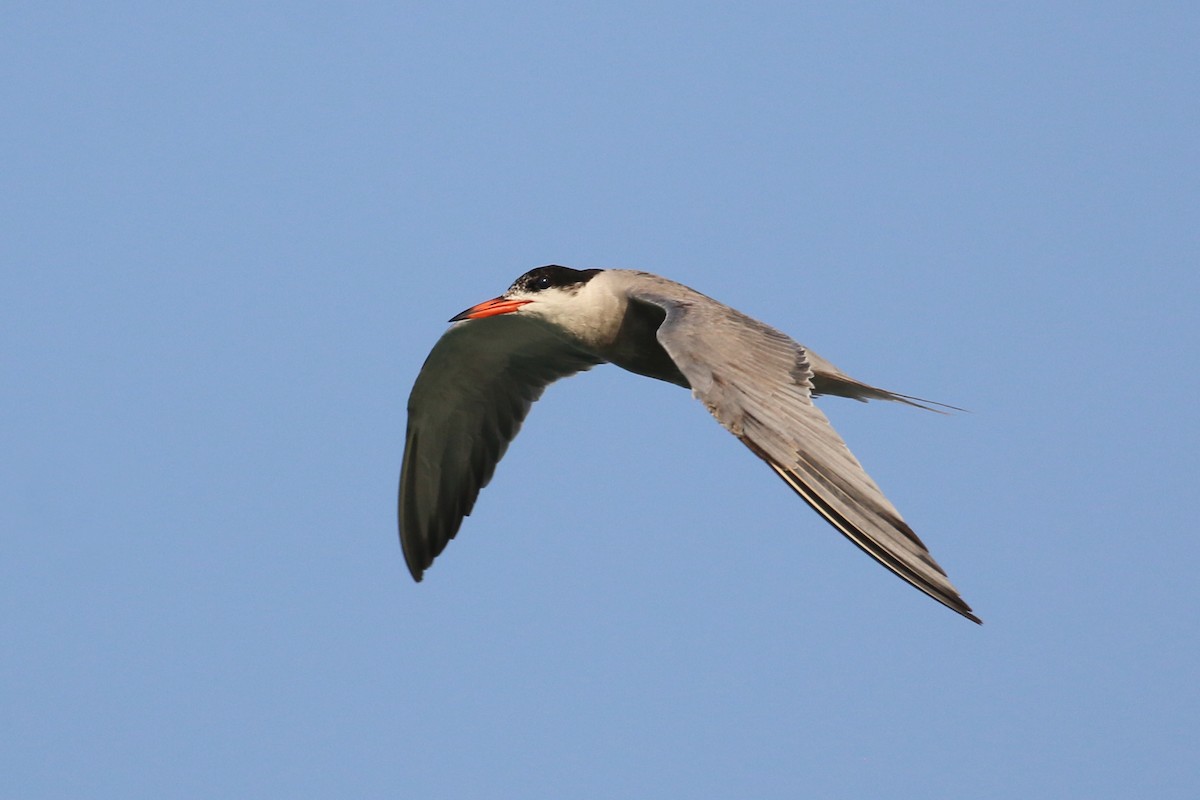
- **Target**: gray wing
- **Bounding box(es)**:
[632,289,979,623]
[399,315,601,580]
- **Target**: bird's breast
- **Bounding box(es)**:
[599,298,690,388]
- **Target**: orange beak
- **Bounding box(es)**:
[449,296,531,322]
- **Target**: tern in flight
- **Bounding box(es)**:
[399,265,979,623]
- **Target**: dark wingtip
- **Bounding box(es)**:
[401,545,426,583]
[941,588,982,624]
[955,602,983,625]
[399,533,427,583]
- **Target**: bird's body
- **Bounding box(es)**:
[399,266,979,623]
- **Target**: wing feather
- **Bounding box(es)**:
[628,280,979,623]
[398,315,600,580]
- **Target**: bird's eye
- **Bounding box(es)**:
[532,275,552,291]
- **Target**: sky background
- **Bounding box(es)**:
[3,3,1198,798]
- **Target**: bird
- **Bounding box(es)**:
[398,265,980,623]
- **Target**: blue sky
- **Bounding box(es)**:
[3,3,1198,798]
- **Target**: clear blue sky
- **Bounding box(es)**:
[3,3,1198,798]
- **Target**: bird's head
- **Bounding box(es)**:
[450,265,605,324]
